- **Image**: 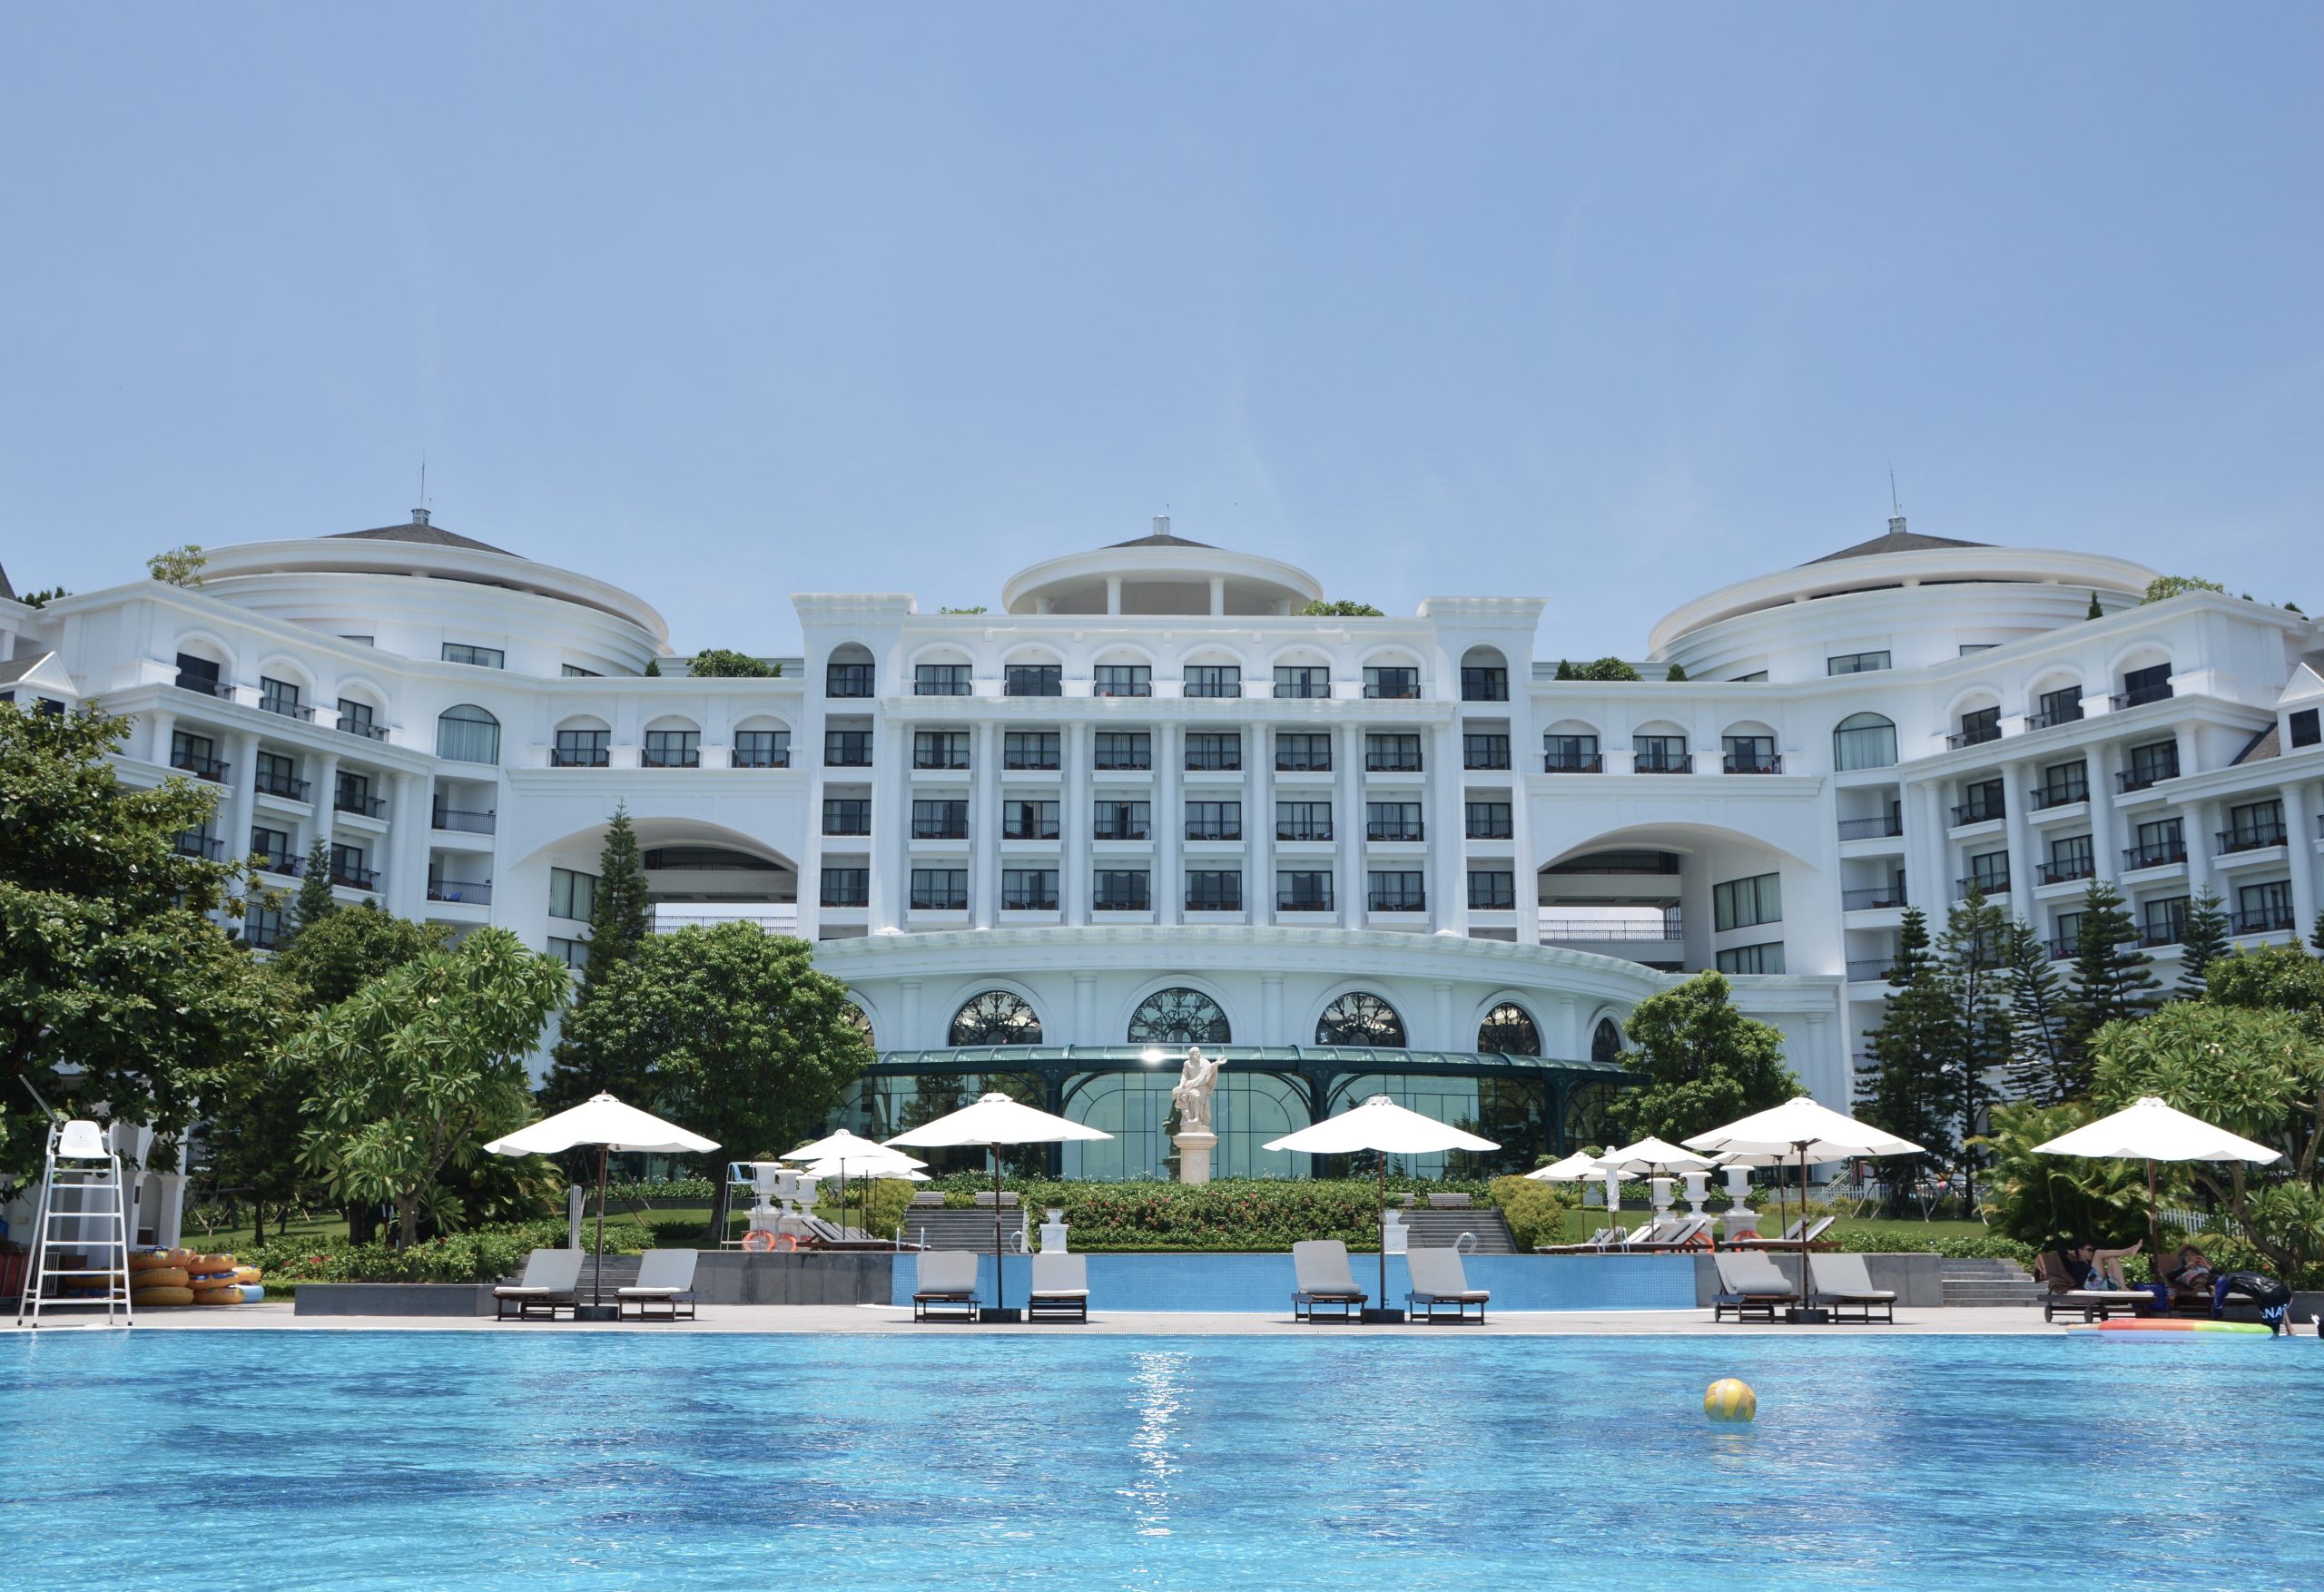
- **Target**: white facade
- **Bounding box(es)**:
[6,513,2320,1152]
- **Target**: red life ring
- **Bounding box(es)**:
[742,1230,776,1252]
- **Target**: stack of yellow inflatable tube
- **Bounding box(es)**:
[127,1248,261,1306]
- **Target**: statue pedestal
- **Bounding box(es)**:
[1175,1130,1218,1186]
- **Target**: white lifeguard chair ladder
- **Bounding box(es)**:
[15,1118,133,1329]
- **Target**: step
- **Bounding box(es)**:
[1400,1208,1517,1254]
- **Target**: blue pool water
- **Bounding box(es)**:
[885,1250,1699,1311]
[4,1330,2319,1590]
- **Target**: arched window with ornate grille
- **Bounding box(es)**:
[840,1001,874,1046]
[949,989,1042,1047]
[1590,1017,1625,1066]
[1476,1002,1541,1056]
[1126,987,1231,1045]
[1315,992,1404,1047]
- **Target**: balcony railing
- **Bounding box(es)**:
[1273,681,1330,701]
[911,821,970,840]
[1276,821,1333,842]
[1846,958,1893,982]
[1365,822,1424,842]
[2139,923,2187,948]
[2037,858,2095,885]
[552,746,611,768]
[1001,890,1059,911]
[1466,820,1514,840]
[911,890,970,911]
[1002,750,1060,771]
[1185,821,1242,841]
[1367,893,1427,912]
[2117,761,2179,793]
[1091,680,1152,699]
[641,748,702,769]
[336,714,390,741]
[1364,751,1423,772]
[1722,754,1783,774]
[1843,887,1908,911]
[2024,704,2085,732]
[253,852,300,878]
[427,880,494,906]
[1000,820,1059,840]
[334,791,387,819]
[253,769,311,801]
[1950,799,2005,827]
[1955,874,2011,899]
[1091,896,1151,913]
[1837,815,1904,840]
[911,752,970,771]
[432,806,497,834]
[259,695,315,722]
[172,750,229,782]
[2216,821,2288,855]
[2045,937,2075,962]
[1184,750,1242,771]
[1542,752,1605,773]
[1093,753,1151,771]
[331,864,379,891]
[1631,752,1690,773]
[1539,919,1685,941]
[173,673,231,700]
[1946,725,2004,750]
[1275,752,1332,773]
[2231,905,2296,936]
[174,834,222,860]
[730,747,790,769]
[2030,781,2089,810]
[1092,821,1150,841]
[1181,680,1241,699]
[1463,747,1512,771]
[2122,840,2187,870]
[1275,894,1335,912]
[2112,682,2175,711]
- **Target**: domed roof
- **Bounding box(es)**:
[329,511,518,558]
[1108,526,1216,551]
[1804,520,1987,565]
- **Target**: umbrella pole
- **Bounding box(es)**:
[594,1145,607,1310]
[993,1145,1004,1315]
[2148,1157,2160,1273]
[1378,1152,1388,1313]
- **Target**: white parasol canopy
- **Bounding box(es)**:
[484,1094,718,1318]
[888,1094,1111,1316]
[1598,1135,1717,1176]
[1528,1150,1619,1183]
[800,1155,930,1183]
[2034,1097,2281,1165]
[786,1129,926,1168]
[1265,1096,1499,1313]
[1683,1096,1922,1162]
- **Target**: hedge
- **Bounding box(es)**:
[237,1214,657,1285]
[898,1177,1551,1253]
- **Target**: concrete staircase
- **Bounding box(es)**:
[1401,1208,1517,1254]
[1939,1256,2044,1307]
[899,1206,1028,1253]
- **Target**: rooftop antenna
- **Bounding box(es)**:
[413,459,430,526]
[1887,465,1905,536]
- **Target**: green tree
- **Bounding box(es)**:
[0,703,284,1180]
[2175,887,2231,997]
[1661,663,1689,682]
[1856,908,1960,1190]
[685,648,779,678]
[2311,910,2324,957]
[1612,971,1797,1144]
[2203,942,2324,1041]
[2001,918,2073,1104]
[2142,575,2225,604]
[642,658,662,676]
[1937,889,2011,1207]
[282,835,338,946]
[2085,591,2103,620]
[270,899,452,1007]
[1299,598,1385,617]
[18,585,69,607]
[1976,1098,2155,1250]
[547,922,873,1238]
[295,928,568,1246]
[2060,880,2157,1093]
[1553,660,1577,681]
[146,544,207,587]
[1571,657,1643,682]
[541,805,657,1107]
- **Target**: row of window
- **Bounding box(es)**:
[942,987,1550,1051]
[164,731,390,816]
[2039,879,2299,958]
[549,728,791,769]
[816,867,1467,914]
[822,795,1519,840]
[858,662,1512,702]
[842,729,1446,773]
[1544,732,1779,774]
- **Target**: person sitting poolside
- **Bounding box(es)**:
[2066,1237,2166,1312]
[2166,1244,2215,1293]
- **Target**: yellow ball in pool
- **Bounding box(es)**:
[1704,1378,1757,1422]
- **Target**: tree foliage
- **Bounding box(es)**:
[146,544,207,587]
[2175,887,2230,997]
[1612,971,1797,1144]
[2001,919,2073,1103]
[685,648,780,678]
[1554,657,1642,682]
[1936,889,2010,1204]
[2061,881,2157,1090]
[1298,598,1385,617]
[0,703,282,1180]
[294,928,568,1245]
[285,835,338,945]
[1975,1098,2157,1250]
[2142,574,2225,603]
[1857,908,1959,1178]
[541,804,656,1108]
[268,900,451,1008]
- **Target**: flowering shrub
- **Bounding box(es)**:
[242,1214,656,1285]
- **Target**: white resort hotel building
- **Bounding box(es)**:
[5,514,2320,1180]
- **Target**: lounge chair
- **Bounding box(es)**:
[1711,1250,1800,1322]
[616,1248,699,1322]
[912,1250,981,1322]
[1726,1217,1807,1249]
[1635,1216,1713,1253]
[1405,1246,1489,1324]
[1292,1240,1368,1322]
[1541,1225,1620,1254]
[1620,1219,1687,1252]
[1028,1253,1089,1323]
[2034,1251,2153,1322]
[1807,1251,1896,1324]
[495,1248,584,1322]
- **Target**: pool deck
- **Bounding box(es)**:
[15,1302,2102,1336]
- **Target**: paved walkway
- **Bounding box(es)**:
[19,1302,2079,1336]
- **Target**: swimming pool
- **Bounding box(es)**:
[5,1331,2318,1589]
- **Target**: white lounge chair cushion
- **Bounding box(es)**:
[1030,1288,1090,1300]
[916,1251,981,1295]
[1714,1251,1799,1299]
[1406,1246,1488,1302]
[1292,1241,1364,1297]
[1807,1252,1896,1302]
[615,1286,688,1298]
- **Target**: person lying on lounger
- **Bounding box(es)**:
[2166,1244,2215,1295]
[2066,1236,2143,1289]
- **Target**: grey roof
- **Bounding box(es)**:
[1804,526,1989,565]
[1107,529,1216,550]
[0,562,13,603]
[0,651,56,685]
[2230,724,2280,766]
[329,518,520,558]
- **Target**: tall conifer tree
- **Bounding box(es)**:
[1856,908,1957,1204]
[2060,880,2158,1096]
[541,802,658,1106]
[1937,889,2011,1209]
[2175,887,2231,998]
[282,835,338,947]
[2001,918,2073,1104]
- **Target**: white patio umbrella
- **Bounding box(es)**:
[786,1130,928,1242]
[2034,1096,2281,1259]
[888,1093,1110,1316]
[1265,1095,1499,1312]
[485,1093,718,1320]
[799,1152,931,1244]
[1598,1136,1717,1228]
[1527,1150,1607,1182]
[1685,1096,1923,1244]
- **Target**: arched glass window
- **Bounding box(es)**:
[1316,992,1405,1047]
[1127,987,1231,1045]
[436,703,500,764]
[1476,1002,1541,1056]
[949,990,1041,1047]
[1832,712,1897,771]
[1590,1017,1625,1066]
[840,1002,873,1044]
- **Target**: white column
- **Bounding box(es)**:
[2285,781,2319,938]
[898,979,922,1045]
[1260,972,1285,1045]
[1208,576,1226,617]
[313,749,342,855]
[871,724,909,932]
[2000,761,2034,909]
[1063,722,1090,922]
[1336,723,1363,929]
[147,706,175,769]
[1432,721,1466,935]
[2085,742,2123,888]
[381,772,419,918]
[1250,723,1274,925]
[1156,723,1181,925]
[2183,793,2217,904]
[224,730,260,862]
[1105,576,1122,615]
[971,721,999,930]
[1073,972,1098,1043]
[1431,981,1454,1049]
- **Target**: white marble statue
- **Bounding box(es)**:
[1171,1046,1221,1135]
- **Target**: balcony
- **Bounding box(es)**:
[2024,704,2085,732]
[1945,725,2004,750]
[1366,892,1427,912]
[2112,681,2175,711]
[2216,821,2288,856]
[1463,745,1512,771]
[1631,752,1690,774]
[1001,889,1060,911]
[1003,748,1061,771]
[259,695,316,722]
[1837,815,1903,840]
[1181,677,1241,700]
[1843,886,1908,911]
[911,889,970,912]
[336,713,390,741]
[171,750,229,782]
[253,852,300,878]
[730,747,790,769]
[1275,895,1335,913]
[334,791,388,819]
[1365,822,1424,842]
[1364,751,1423,773]
[1846,958,1893,982]
[1722,754,1783,774]
[2045,937,2076,961]
[551,747,611,768]
[172,673,231,700]
[1542,752,1605,773]
[433,806,497,834]
[174,833,222,860]
[2139,923,2187,949]
[1184,749,1242,771]
[1273,681,1331,701]
[1955,874,2011,900]
[2037,858,2095,886]
[2117,761,2179,793]
[911,821,970,841]
[1185,821,1242,841]
[1092,821,1150,842]
[1091,680,1152,700]
[1001,820,1060,841]
[1460,669,1509,703]
[253,768,310,801]
[1950,799,2005,827]
[1540,919,1685,942]
[2122,840,2187,870]
[1364,678,1421,701]
[641,748,702,769]
[331,863,379,891]
[1093,752,1151,772]
[2030,781,2090,811]
[1465,820,1514,840]
[1276,821,1334,843]
[911,750,970,771]
[1275,751,1332,773]
[427,880,494,906]
[2232,905,2296,936]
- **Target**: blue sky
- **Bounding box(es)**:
[4,5,2317,655]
